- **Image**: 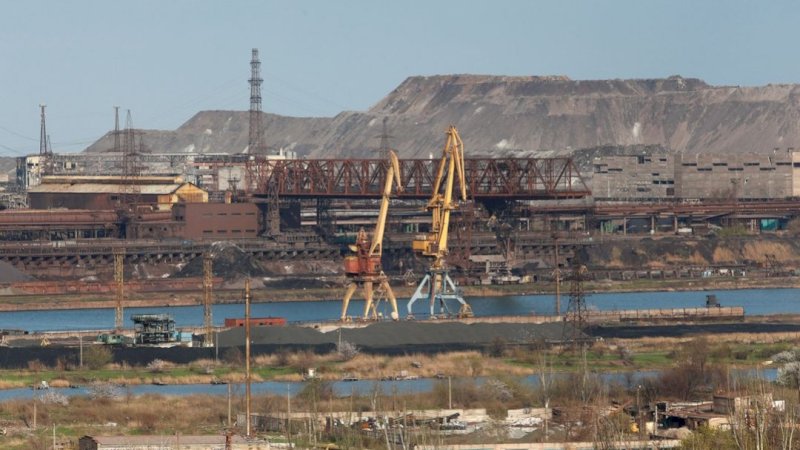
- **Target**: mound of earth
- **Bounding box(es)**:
[576,235,800,270]
[0,261,32,283]
[175,242,269,280]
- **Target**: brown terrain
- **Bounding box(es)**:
[84,75,800,164]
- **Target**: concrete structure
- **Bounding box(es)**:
[78,434,268,450]
[676,151,798,200]
[593,153,675,201]
[593,149,800,201]
[27,175,208,210]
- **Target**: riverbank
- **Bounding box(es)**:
[0,275,797,312]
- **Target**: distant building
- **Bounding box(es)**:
[593,149,800,201]
[27,175,208,210]
[592,153,675,201]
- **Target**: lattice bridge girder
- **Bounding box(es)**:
[248,157,590,200]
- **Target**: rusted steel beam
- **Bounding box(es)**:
[250,156,591,200]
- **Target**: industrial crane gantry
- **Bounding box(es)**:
[340,150,403,321]
[407,125,473,319]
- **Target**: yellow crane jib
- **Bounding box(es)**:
[340,150,403,321]
[407,126,473,319]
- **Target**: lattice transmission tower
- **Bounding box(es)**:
[564,259,589,347]
[113,247,125,331]
[248,48,265,154]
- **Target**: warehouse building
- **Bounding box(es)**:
[27,175,208,210]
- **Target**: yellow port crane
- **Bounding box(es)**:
[407,125,473,319]
[340,150,403,321]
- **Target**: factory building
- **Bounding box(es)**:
[592,153,675,201]
[593,149,800,201]
[27,175,208,210]
[172,202,259,239]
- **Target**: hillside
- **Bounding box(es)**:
[84,74,800,160]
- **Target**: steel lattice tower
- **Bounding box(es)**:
[248,48,264,154]
[377,117,393,153]
[113,247,125,331]
[113,106,120,153]
[564,261,589,347]
[39,104,49,156]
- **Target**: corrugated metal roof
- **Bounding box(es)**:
[42,175,183,184]
[28,183,188,195]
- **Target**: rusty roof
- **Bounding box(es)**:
[28,183,198,195]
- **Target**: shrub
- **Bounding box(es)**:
[222,347,243,365]
[146,359,168,373]
[336,341,359,361]
[83,345,113,370]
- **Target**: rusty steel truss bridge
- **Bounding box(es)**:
[246,156,590,200]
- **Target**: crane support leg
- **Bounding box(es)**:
[341,283,357,321]
[379,279,400,321]
[362,281,375,320]
[407,270,472,319]
[406,274,432,318]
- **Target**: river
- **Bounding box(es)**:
[0,368,779,402]
[2,287,799,332]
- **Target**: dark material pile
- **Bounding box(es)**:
[175,242,269,279]
[0,261,32,283]
[217,321,582,354]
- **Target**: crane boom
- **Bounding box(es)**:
[341,150,403,321]
[407,126,473,319]
[369,150,402,256]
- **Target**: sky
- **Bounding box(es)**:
[1,0,799,155]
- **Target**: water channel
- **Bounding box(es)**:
[0,368,779,403]
[2,287,799,332]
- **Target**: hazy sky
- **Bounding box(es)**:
[1,0,799,155]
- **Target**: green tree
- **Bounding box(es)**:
[83,345,113,370]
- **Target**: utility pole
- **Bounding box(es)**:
[227,383,232,428]
[113,247,125,331]
[203,253,213,347]
[245,278,252,437]
[553,233,561,316]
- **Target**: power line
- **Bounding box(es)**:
[0,125,38,142]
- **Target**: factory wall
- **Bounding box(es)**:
[173,202,259,239]
[593,150,800,201]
